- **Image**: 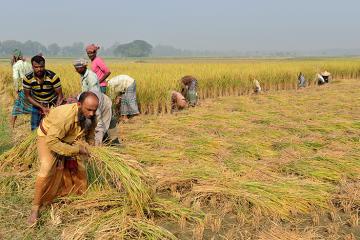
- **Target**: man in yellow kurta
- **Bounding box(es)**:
[28,91,99,225]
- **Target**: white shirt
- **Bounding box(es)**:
[81,69,101,92]
[107,75,135,94]
[12,60,32,91]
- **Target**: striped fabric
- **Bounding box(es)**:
[23,70,61,104]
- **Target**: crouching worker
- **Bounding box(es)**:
[253,79,262,93]
[298,72,306,88]
[316,70,331,85]
[107,75,140,122]
[28,91,99,225]
[171,91,188,112]
[181,75,198,107]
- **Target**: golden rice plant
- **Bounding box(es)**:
[1,58,360,114]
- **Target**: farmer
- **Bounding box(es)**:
[180,75,198,107]
[78,90,118,146]
[28,91,99,225]
[321,70,331,83]
[86,44,111,94]
[316,70,331,85]
[298,72,306,88]
[73,58,101,92]
[107,75,140,121]
[171,91,188,112]
[253,79,262,93]
[23,55,64,130]
[10,49,33,128]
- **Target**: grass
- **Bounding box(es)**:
[0,59,359,239]
[0,110,12,154]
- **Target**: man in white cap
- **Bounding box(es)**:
[73,59,101,92]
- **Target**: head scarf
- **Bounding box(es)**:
[12,49,22,58]
[73,58,88,68]
[86,44,100,53]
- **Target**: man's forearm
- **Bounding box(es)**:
[99,72,111,83]
[26,94,43,109]
[56,94,64,106]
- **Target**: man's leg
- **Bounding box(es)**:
[28,136,57,225]
[30,107,42,131]
[10,116,17,128]
[72,156,88,195]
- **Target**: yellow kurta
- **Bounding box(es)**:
[33,103,95,209]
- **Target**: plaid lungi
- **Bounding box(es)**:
[120,81,140,116]
[11,91,32,116]
[185,80,198,107]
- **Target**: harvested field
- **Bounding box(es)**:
[0,74,359,239]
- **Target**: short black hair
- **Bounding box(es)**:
[78,91,99,104]
[31,55,45,65]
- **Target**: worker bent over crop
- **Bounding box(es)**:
[316,70,331,85]
[28,91,99,225]
[107,75,140,122]
[181,75,198,107]
[171,91,188,112]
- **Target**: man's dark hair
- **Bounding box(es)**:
[78,91,99,104]
[31,55,45,65]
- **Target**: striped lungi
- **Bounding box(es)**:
[120,81,140,116]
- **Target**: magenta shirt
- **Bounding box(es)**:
[91,57,110,87]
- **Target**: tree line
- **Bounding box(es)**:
[0,40,153,58]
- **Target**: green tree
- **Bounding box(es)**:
[114,40,152,57]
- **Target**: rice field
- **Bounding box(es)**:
[1,58,360,113]
[0,58,359,239]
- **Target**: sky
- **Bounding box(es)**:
[1,0,359,52]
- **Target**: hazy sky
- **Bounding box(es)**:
[1,0,359,51]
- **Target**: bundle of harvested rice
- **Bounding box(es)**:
[0,131,37,171]
[88,146,152,215]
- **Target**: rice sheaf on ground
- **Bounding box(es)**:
[0,78,359,239]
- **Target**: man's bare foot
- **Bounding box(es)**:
[121,116,129,123]
[28,209,39,225]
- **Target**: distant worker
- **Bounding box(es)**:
[316,70,331,85]
[23,55,64,130]
[107,75,140,122]
[28,92,98,225]
[73,59,101,92]
[10,49,33,128]
[180,75,198,107]
[171,91,188,112]
[86,44,111,94]
[298,72,306,88]
[253,79,262,93]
